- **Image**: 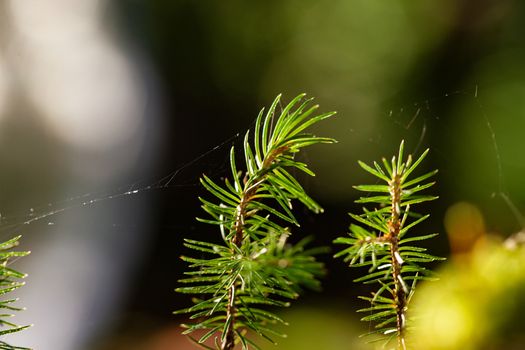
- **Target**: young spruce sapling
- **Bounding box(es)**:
[0,235,30,350]
[175,94,335,350]
[334,141,444,350]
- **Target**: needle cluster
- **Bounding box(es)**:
[0,236,30,350]
[175,94,335,349]
[334,141,443,349]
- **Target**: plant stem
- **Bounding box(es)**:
[221,286,236,350]
[388,173,406,350]
[221,147,286,350]
[221,194,251,350]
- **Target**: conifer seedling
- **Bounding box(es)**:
[334,141,444,350]
[175,94,335,349]
[0,235,30,350]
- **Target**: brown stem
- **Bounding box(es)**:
[221,286,236,350]
[388,174,406,350]
[221,146,288,350]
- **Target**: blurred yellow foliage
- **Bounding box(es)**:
[408,238,525,350]
[444,201,486,257]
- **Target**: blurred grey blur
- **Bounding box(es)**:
[0,1,163,349]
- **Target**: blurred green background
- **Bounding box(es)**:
[1,0,525,349]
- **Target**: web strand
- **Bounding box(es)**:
[0,131,242,234]
[386,85,523,231]
[0,87,522,235]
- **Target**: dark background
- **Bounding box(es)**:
[1,1,525,349]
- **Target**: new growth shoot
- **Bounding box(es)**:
[334,141,443,349]
[0,235,31,350]
[176,94,336,349]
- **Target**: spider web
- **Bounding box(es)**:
[382,84,523,234]
[0,86,520,249]
[0,131,241,236]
